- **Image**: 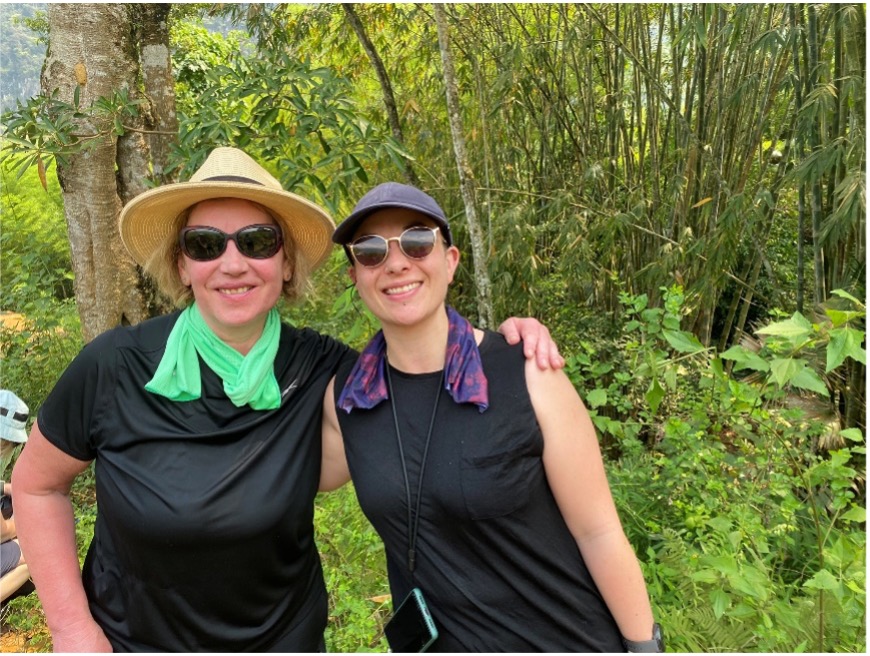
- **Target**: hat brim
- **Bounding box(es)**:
[119,182,336,270]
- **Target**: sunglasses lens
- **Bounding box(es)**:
[400,228,437,259]
[182,229,226,261]
[237,226,282,259]
[351,236,388,267]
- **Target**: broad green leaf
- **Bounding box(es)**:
[789,368,829,396]
[803,569,839,591]
[839,428,864,442]
[825,308,863,327]
[729,569,769,601]
[756,313,813,338]
[831,289,864,306]
[710,589,730,618]
[839,506,866,522]
[769,358,804,387]
[585,388,608,408]
[632,294,649,312]
[727,603,756,620]
[691,569,719,584]
[662,329,705,354]
[646,378,665,415]
[701,554,738,577]
[706,516,731,534]
[720,345,770,372]
[827,327,866,372]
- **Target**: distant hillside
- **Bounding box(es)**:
[0,4,242,114]
[0,3,46,112]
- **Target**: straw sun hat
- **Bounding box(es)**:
[119,147,336,270]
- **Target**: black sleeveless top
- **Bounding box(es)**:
[335,331,623,652]
[39,311,353,652]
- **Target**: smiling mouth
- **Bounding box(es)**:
[384,282,421,296]
[219,286,252,296]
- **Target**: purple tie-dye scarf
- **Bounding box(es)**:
[337,306,489,413]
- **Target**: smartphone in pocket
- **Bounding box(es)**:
[384,587,439,652]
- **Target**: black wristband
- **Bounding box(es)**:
[623,622,664,653]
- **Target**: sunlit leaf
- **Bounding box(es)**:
[826,327,866,371]
[663,329,705,354]
[756,313,813,339]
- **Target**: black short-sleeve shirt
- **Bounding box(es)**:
[39,311,353,652]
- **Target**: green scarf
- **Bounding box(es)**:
[145,304,282,410]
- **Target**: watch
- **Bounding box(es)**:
[623,622,664,653]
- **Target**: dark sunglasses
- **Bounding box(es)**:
[179,224,283,261]
[349,226,442,268]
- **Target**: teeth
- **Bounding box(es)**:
[385,282,420,295]
[220,287,251,295]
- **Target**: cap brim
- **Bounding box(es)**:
[333,202,452,245]
[120,182,336,270]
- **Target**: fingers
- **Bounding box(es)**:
[548,341,566,370]
[498,317,522,345]
[497,317,565,370]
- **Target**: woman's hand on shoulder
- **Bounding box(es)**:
[497,317,565,370]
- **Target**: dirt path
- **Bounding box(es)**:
[1,626,43,653]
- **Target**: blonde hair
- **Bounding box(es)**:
[142,199,313,308]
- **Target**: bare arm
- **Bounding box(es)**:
[11,421,113,652]
[526,361,655,643]
[497,317,565,371]
[319,376,351,492]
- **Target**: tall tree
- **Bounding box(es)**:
[43,3,150,341]
[434,4,494,328]
[36,3,179,341]
[342,4,420,186]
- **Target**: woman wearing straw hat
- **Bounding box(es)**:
[11,147,560,652]
[321,183,661,652]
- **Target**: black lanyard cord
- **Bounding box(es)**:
[385,357,444,574]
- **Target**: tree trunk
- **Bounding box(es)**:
[790,4,807,314]
[343,4,420,186]
[434,4,494,328]
[807,4,827,306]
[44,3,151,342]
[136,3,178,186]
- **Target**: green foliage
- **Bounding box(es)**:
[170,20,253,119]
[169,33,408,216]
[315,485,390,652]
[0,163,84,651]
[578,287,866,652]
[0,162,82,435]
[1,163,73,308]
[0,4,864,651]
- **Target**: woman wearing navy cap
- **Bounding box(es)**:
[322,183,662,652]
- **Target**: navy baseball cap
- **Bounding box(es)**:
[333,182,453,246]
